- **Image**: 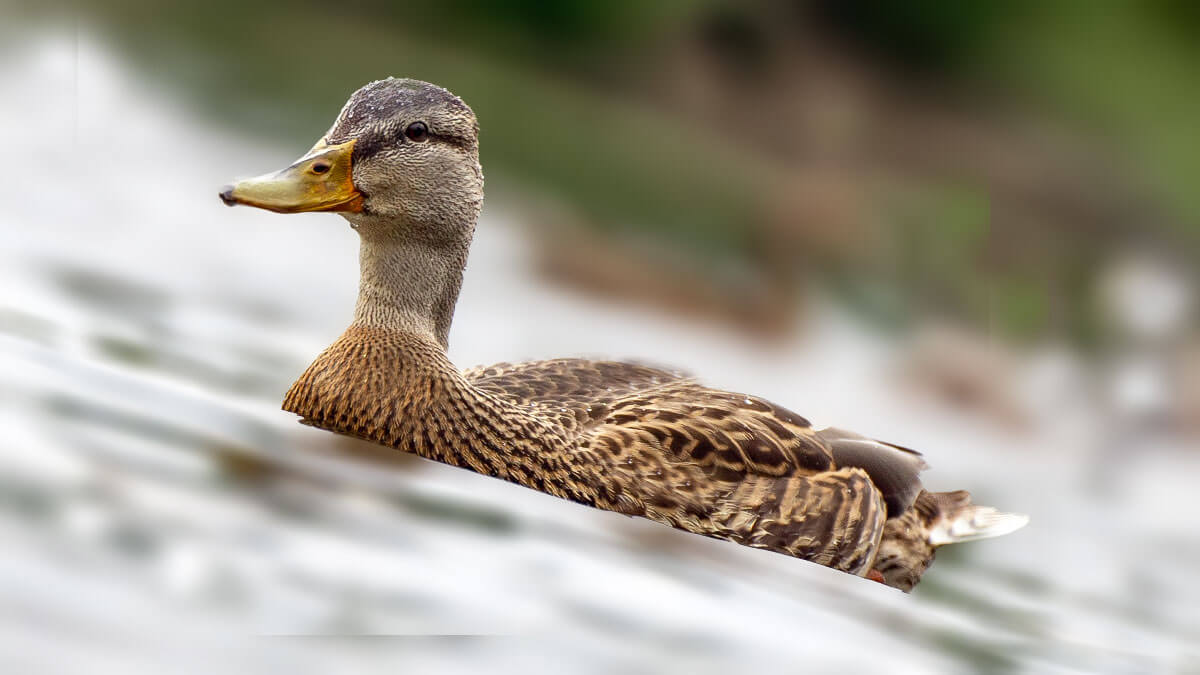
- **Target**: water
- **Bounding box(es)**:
[1,31,1197,674]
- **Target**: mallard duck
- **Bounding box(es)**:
[220,78,1026,591]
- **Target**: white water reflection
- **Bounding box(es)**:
[0,32,1197,674]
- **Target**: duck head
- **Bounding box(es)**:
[220,78,483,246]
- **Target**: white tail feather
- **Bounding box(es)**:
[928,507,1029,546]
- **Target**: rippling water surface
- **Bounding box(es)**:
[1,31,1197,674]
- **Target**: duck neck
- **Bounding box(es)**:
[351,227,470,350]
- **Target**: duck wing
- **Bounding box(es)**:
[468,359,836,475]
[582,381,835,477]
[465,358,691,430]
[465,359,687,404]
[465,359,920,574]
[814,427,928,517]
[578,386,886,574]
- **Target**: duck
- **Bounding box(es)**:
[219,78,1026,591]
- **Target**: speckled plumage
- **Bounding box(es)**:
[284,326,889,576]
[230,78,1027,591]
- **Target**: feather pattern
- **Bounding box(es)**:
[281,326,1020,589]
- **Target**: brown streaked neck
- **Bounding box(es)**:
[350,225,471,350]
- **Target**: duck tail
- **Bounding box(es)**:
[923,490,1029,546]
[873,490,1027,591]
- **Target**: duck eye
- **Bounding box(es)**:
[311,161,331,174]
[404,121,429,142]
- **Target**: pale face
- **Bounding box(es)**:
[222,78,483,244]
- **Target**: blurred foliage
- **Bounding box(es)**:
[979,2,1200,237]
[18,0,1197,346]
[810,0,1028,70]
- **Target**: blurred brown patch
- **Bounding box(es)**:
[531,214,800,339]
[1174,341,1200,436]
[896,324,1031,429]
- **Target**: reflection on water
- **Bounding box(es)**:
[1,31,1197,674]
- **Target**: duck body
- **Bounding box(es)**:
[283,325,1017,590]
[223,78,1025,591]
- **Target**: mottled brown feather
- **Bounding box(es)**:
[283,326,908,581]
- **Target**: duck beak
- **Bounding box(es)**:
[219,139,364,214]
